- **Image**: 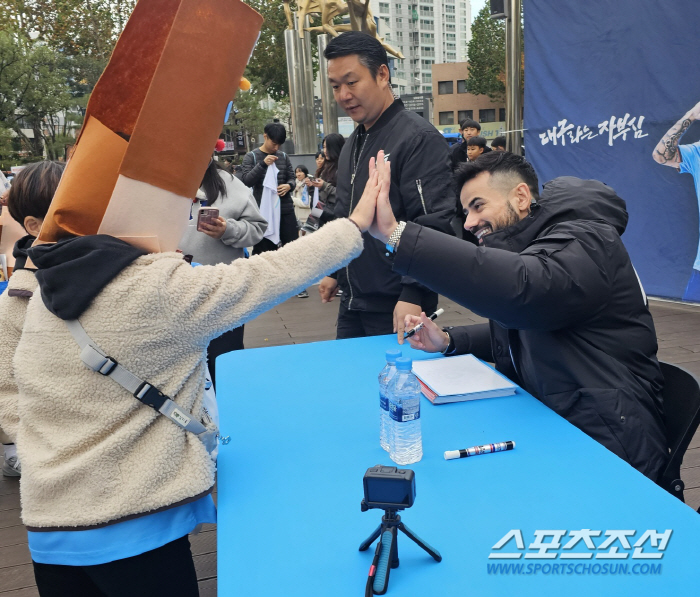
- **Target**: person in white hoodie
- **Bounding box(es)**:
[179,159,267,387]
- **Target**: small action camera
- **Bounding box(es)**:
[361,465,416,512]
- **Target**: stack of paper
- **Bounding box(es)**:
[412,354,517,404]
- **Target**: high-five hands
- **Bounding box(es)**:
[403,312,450,353]
[367,150,398,243]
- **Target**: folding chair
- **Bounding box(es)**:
[657,361,700,504]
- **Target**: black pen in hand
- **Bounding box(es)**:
[404,308,444,339]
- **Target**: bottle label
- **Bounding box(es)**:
[389,400,420,422]
[379,391,389,411]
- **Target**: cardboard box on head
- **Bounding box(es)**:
[38,0,263,253]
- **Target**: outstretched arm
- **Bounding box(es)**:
[652,100,700,167]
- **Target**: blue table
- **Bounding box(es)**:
[217,335,700,596]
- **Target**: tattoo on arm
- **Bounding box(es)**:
[654,118,691,164]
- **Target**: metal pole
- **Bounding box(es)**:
[284,19,317,154]
[505,0,522,155]
[301,16,318,149]
[317,34,338,135]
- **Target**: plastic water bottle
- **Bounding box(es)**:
[388,357,423,465]
[378,349,402,451]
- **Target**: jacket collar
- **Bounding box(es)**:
[356,98,404,135]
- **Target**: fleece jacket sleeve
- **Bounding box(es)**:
[159,218,364,347]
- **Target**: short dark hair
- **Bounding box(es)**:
[323,31,389,80]
[7,161,65,229]
[467,136,487,149]
[264,122,287,145]
[454,151,539,201]
[460,119,481,132]
[492,136,506,149]
[295,165,309,176]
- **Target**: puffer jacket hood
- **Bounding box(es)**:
[27,235,145,320]
[483,176,628,253]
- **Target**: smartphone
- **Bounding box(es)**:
[197,207,219,232]
[308,176,316,182]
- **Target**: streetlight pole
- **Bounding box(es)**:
[504,0,522,154]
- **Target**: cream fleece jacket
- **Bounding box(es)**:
[12,219,363,529]
[0,269,37,444]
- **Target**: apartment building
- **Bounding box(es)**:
[370,0,471,95]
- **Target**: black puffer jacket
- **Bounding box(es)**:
[333,99,455,312]
[393,176,667,480]
[237,148,296,215]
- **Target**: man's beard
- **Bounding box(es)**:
[495,201,522,231]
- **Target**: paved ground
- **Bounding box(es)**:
[1,289,699,595]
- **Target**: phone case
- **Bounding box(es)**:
[197,207,219,231]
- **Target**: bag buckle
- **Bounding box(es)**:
[98,357,118,376]
[134,382,168,410]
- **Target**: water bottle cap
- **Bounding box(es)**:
[395,356,412,371]
[385,349,402,364]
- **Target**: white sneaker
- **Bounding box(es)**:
[2,455,20,477]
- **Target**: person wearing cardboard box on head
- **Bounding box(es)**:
[0,2,381,594]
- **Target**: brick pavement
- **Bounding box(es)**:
[2,290,699,595]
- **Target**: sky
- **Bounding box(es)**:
[471,0,488,22]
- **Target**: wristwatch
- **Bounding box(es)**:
[385,221,407,254]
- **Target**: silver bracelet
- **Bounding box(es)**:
[385,221,407,254]
[440,330,452,354]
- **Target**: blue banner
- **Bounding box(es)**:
[524,0,700,300]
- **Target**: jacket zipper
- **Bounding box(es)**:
[347,133,369,309]
[416,179,427,214]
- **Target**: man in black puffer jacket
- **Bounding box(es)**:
[318,32,456,342]
[367,150,667,481]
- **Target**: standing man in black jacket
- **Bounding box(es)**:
[237,122,297,254]
[364,150,667,481]
[318,32,455,341]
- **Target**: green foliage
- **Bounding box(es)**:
[0,1,135,163]
[245,0,292,101]
[225,77,284,148]
[465,5,506,102]
[245,0,324,102]
[0,30,73,159]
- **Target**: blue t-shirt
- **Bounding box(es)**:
[679,142,700,270]
[28,494,216,566]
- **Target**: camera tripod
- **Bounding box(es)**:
[359,508,442,595]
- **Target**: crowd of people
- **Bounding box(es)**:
[0,27,675,597]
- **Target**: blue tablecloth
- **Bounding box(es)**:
[216,335,700,596]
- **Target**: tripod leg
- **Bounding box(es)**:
[359,524,382,551]
[399,523,442,562]
[373,527,396,595]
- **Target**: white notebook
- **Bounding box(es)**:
[412,354,517,404]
